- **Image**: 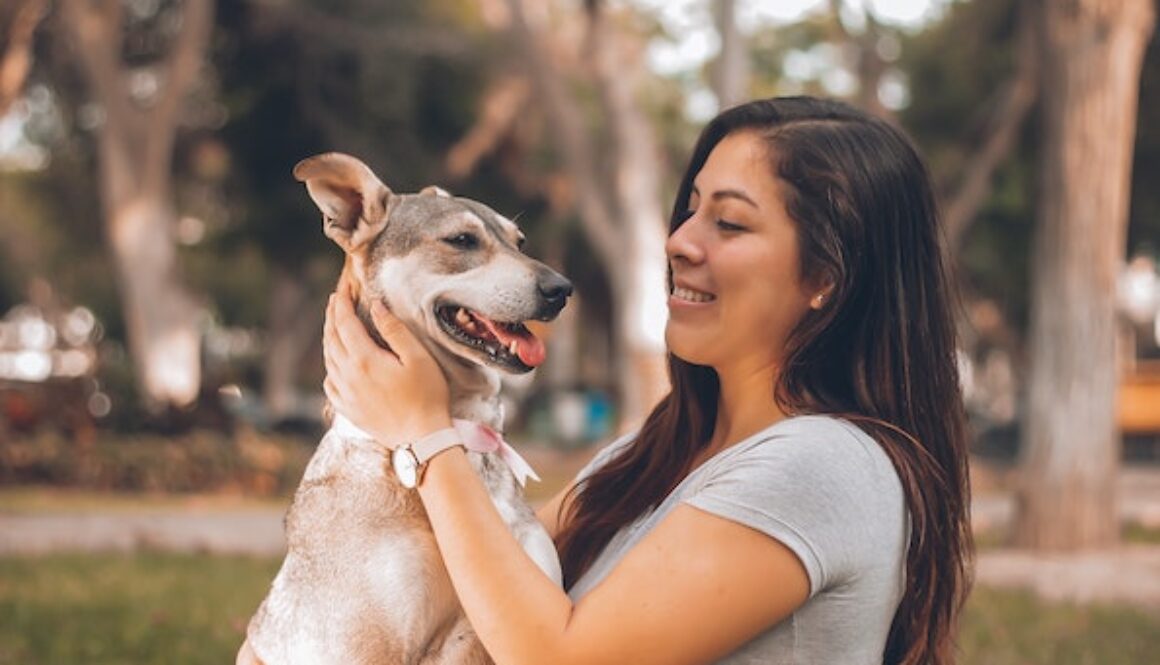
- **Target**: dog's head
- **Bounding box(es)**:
[295,152,571,375]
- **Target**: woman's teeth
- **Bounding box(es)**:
[673,286,715,303]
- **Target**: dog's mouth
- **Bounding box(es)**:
[435,304,546,373]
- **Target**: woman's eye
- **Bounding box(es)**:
[716,219,745,232]
[444,233,480,250]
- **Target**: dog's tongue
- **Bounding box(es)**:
[476,317,546,367]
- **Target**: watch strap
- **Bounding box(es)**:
[410,427,464,466]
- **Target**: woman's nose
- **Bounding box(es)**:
[665,215,706,265]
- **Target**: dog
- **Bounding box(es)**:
[238,153,571,665]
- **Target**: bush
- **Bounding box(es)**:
[0,428,312,496]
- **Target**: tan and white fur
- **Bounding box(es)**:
[238,153,570,665]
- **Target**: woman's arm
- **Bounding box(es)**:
[535,480,575,539]
[325,289,811,665]
[421,448,810,665]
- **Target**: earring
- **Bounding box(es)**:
[811,293,826,309]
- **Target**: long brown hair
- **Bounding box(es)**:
[554,97,973,665]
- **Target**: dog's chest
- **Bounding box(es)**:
[285,430,424,540]
[250,426,541,657]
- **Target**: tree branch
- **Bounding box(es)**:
[503,0,622,268]
[445,75,531,179]
[0,0,48,117]
[943,1,1039,248]
[60,0,141,204]
[144,0,214,190]
[250,0,470,58]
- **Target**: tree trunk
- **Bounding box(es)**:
[586,5,670,430]
[62,0,213,412]
[711,0,748,110]
[1015,0,1155,550]
[827,0,890,118]
[0,0,47,117]
[504,0,669,430]
[106,193,201,408]
[263,266,324,421]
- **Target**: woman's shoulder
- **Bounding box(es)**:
[687,413,908,594]
[731,414,887,465]
[699,414,904,518]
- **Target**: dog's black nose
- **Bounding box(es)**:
[534,271,573,320]
[539,272,573,302]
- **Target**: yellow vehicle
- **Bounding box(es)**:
[1120,360,1160,434]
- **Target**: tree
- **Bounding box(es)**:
[502,0,670,429]
[59,0,214,412]
[210,0,497,422]
[0,0,47,117]
[711,0,748,109]
[1015,0,1156,549]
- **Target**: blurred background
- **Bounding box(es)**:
[0,0,1158,662]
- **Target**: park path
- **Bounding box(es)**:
[3,460,1160,610]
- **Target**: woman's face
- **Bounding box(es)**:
[665,130,816,374]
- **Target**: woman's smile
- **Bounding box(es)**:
[670,284,717,305]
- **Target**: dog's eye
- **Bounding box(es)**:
[444,233,480,250]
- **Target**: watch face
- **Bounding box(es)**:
[392,447,419,488]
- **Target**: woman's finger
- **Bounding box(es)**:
[322,339,338,378]
[333,288,399,365]
[322,376,340,405]
[324,293,348,359]
[370,301,425,365]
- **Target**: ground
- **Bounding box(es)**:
[2,451,1160,610]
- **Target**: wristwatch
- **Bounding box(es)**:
[391,428,464,489]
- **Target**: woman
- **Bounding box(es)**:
[323,96,973,664]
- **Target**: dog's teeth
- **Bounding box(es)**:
[509,340,518,356]
[455,308,470,325]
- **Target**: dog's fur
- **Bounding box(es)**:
[239,153,569,665]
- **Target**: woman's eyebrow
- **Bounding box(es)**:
[691,183,759,209]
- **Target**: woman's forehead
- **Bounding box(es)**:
[692,132,780,205]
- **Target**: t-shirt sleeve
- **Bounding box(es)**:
[683,417,905,597]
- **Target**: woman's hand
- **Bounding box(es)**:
[322,278,453,447]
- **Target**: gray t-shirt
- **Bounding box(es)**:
[567,415,908,664]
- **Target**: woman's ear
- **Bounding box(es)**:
[809,283,836,310]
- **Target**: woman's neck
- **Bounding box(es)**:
[709,361,787,452]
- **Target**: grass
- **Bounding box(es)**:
[961,586,1160,664]
[0,553,278,665]
[1,553,1158,664]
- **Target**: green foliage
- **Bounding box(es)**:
[898,0,1040,328]
[898,0,1160,332]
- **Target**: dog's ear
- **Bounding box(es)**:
[294,153,393,253]
[420,185,452,198]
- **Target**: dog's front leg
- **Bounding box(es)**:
[421,615,494,665]
[236,638,266,665]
